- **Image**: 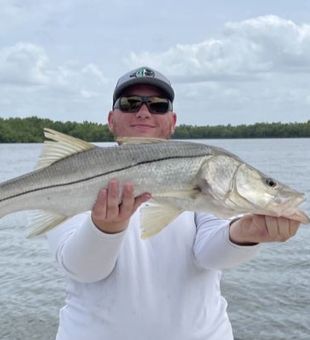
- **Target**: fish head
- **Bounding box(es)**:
[233,163,307,217]
[198,155,309,223]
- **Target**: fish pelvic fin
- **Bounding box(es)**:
[116,136,167,145]
[26,210,67,238]
[140,201,183,239]
[36,128,95,169]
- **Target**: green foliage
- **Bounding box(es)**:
[0,117,309,143]
[173,121,310,139]
[0,116,113,143]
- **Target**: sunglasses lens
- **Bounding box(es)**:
[119,96,142,112]
[116,96,172,114]
[148,98,170,113]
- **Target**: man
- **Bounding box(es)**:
[47,66,300,340]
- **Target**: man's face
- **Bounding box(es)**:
[108,84,177,139]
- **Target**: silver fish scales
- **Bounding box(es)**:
[0,129,308,238]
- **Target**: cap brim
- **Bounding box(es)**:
[113,78,174,104]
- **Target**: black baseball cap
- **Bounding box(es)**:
[113,66,175,105]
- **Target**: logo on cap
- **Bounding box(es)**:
[130,67,155,79]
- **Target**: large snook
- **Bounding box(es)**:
[0,129,309,238]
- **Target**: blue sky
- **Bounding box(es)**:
[1,0,310,125]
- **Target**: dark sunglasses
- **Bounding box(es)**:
[113,96,173,114]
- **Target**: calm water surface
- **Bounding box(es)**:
[0,139,309,340]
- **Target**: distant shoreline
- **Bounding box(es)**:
[1,116,309,143]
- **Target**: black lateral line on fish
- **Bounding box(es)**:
[1,154,203,202]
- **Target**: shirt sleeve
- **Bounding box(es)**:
[46,212,126,283]
[193,213,260,270]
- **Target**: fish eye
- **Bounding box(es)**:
[265,177,277,188]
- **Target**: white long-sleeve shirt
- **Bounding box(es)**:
[47,209,260,340]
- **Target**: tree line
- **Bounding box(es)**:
[0,116,309,143]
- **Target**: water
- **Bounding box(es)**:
[0,139,309,340]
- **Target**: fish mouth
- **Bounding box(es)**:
[265,191,307,219]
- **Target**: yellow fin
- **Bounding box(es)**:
[117,136,168,145]
[36,128,95,169]
[26,210,67,238]
[140,201,183,239]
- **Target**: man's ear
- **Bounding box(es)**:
[171,112,177,134]
[108,111,114,132]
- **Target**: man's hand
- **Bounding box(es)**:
[91,179,151,234]
[229,214,300,245]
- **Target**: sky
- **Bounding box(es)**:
[1,0,310,126]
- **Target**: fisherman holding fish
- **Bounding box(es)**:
[45,67,305,340]
[1,67,306,339]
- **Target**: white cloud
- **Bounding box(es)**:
[0,42,107,93]
[127,15,310,81]
[224,15,310,72]
[0,0,71,33]
[0,42,109,121]
[0,11,309,125]
[0,43,49,86]
[124,15,310,125]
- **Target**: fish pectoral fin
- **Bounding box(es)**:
[36,128,95,169]
[140,201,183,239]
[117,136,167,145]
[26,210,68,238]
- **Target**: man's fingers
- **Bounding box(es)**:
[231,213,301,244]
[119,182,135,218]
[265,216,279,239]
[92,188,107,219]
[92,180,151,231]
[133,193,152,212]
[106,179,120,219]
[265,216,300,242]
[277,217,290,241]
[289,220,300,237]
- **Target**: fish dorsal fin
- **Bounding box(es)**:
[140,201,183,239]
[117,136,167,145]
[36,128,95,169]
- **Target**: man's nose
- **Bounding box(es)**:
[136,103,152,118]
